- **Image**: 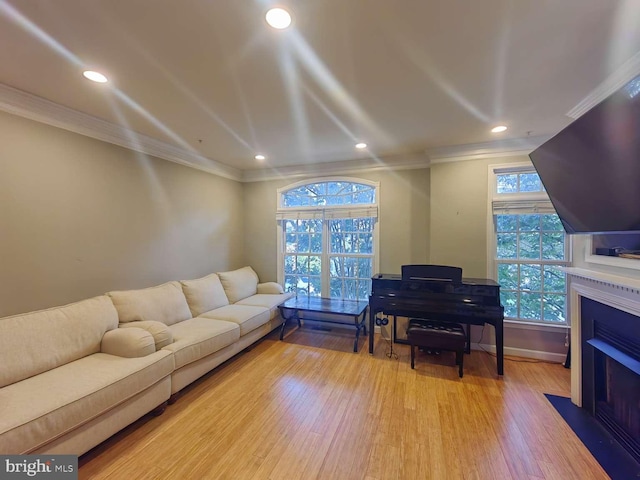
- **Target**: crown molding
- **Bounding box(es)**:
[242,135,549,182]
[0,82,554,184]
[241,152,432,182]
[0,83,243,181]
[425,135,551,164]
[566,51,640,119]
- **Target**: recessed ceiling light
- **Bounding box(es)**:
[82,70,108,83]
[355,142,367,149]
[255,154,266,161]
[265,8,292,29]
[491,125,507,133]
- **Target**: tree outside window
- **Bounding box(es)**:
[278,179,378,301]
[492,167,569,324]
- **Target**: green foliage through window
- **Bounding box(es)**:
[280,180,377,301]
[494,171,568,324]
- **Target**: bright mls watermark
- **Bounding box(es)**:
[1,455,77,479]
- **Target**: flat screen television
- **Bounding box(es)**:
[529,74,640,234]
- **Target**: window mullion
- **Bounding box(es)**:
[321,218,330,297]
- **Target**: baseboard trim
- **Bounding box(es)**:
[472,343,567,363]
[374,326,567,363]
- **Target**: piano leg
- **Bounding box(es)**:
[368,308,375,354]
[465,323,471,354]
[496,319,504,375]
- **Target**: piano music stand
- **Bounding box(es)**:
[401,264,462,283]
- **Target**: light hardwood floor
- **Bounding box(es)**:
[79,327,608,480]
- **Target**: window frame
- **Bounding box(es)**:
[486,162,571,328]
[276,177,380,300]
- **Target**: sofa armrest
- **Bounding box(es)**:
[257,282,285,294]
[119,321,174,349]
[101,328,156,358]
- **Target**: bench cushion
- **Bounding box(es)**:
[406,319,466,351]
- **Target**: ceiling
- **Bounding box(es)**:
[1,0,640,179]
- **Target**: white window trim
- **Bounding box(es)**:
[275,177,380,292]
[486,162,537,275]
[486,162,571,326]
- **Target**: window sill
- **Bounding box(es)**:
[504,319,569,332]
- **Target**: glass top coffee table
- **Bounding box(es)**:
[278,296,369,352]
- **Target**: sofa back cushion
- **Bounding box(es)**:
[108,281,192,326]
[180,273,230,317]
[217,266,259,304]
[0,295,118,388]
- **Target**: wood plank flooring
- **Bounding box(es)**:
[79,327,608,480]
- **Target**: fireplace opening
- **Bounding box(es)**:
[592,347,640,461]
[581,297,640,464]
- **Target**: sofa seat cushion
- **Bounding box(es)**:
[0,350,173,455]
[199,304,270,336]
[108,281,192,326]
[162,318,240,369]
[180,273,229,317]
[236,293,294,320]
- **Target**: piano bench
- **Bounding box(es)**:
[407,319,466,377]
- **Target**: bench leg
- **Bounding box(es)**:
[410,344,415,369]
[456,350,463,378]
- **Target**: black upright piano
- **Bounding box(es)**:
[368,265,505,375]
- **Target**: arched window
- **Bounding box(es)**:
[276,178,379,301]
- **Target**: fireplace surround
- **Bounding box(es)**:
[566,267,640,464]
[581,297,640,462]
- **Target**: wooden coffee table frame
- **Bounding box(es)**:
[278,297,368,352]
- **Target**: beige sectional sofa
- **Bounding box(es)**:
[0,267,292,455]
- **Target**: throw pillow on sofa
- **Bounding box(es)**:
[180,273,230,317]
[217,266,259,304]
[108,281,192,326]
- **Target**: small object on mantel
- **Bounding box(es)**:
[618,252,640,259]
[595,247,621,256]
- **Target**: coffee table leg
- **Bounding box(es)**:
[279,309,297,340]
[362,308,368,336]
[279,317,287,340]
[353,310,368,352]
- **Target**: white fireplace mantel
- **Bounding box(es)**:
[564,267,640,406]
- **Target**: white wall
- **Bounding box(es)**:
[0,110,244,317]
